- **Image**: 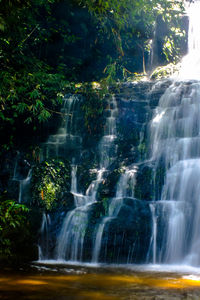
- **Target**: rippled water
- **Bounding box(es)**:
[1,264,200,299]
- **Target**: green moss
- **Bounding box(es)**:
[150,63,181,80]
[31,159,71,211]
[126,73,148,82]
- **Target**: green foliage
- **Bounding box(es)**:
[163,27,186,63]
[0,0,76,151]
[0,0,186,152]
[0,193,29,258]
[161,2,187,64]
[31,159,71,211]
[0,67,66,125]
[80,0,185,80]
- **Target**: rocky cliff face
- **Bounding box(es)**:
[4,79,173,263]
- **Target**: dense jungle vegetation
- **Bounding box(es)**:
[0,0,186,263]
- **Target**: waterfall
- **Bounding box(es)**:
[18,169,32,203]
[179,1,200,80]
[149,80,200,265]
[148,1,200,265]
[115,168,137,199]
[38,94,83,260]
[36,1,200,266]
[12,153,32,204]
[44,94,82,159]
[92,167,137,263]
[55,96,118,262]
[38,213,51,260]
[148,203,157,264]
[56,164,91,261]
[98,95,118,170]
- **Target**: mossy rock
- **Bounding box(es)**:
[134,164,154,201]
[98,198,152,263]
[150,63,181,80]
[97,167,122,200]
[31,158,71,211]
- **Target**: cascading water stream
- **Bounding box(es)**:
[55,96,118,262]
[13,153,32,204]
[148,1,200,266]
[179,1,200,80]
[38,94,83,260]
[92,167,137,263]
[44,94,82,159]
[38,213,51,260]
[18,169,32,203]
[56,164,90,261]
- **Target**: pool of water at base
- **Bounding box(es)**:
[1,263,200,299]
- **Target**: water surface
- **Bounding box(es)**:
[1,263,200,299]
